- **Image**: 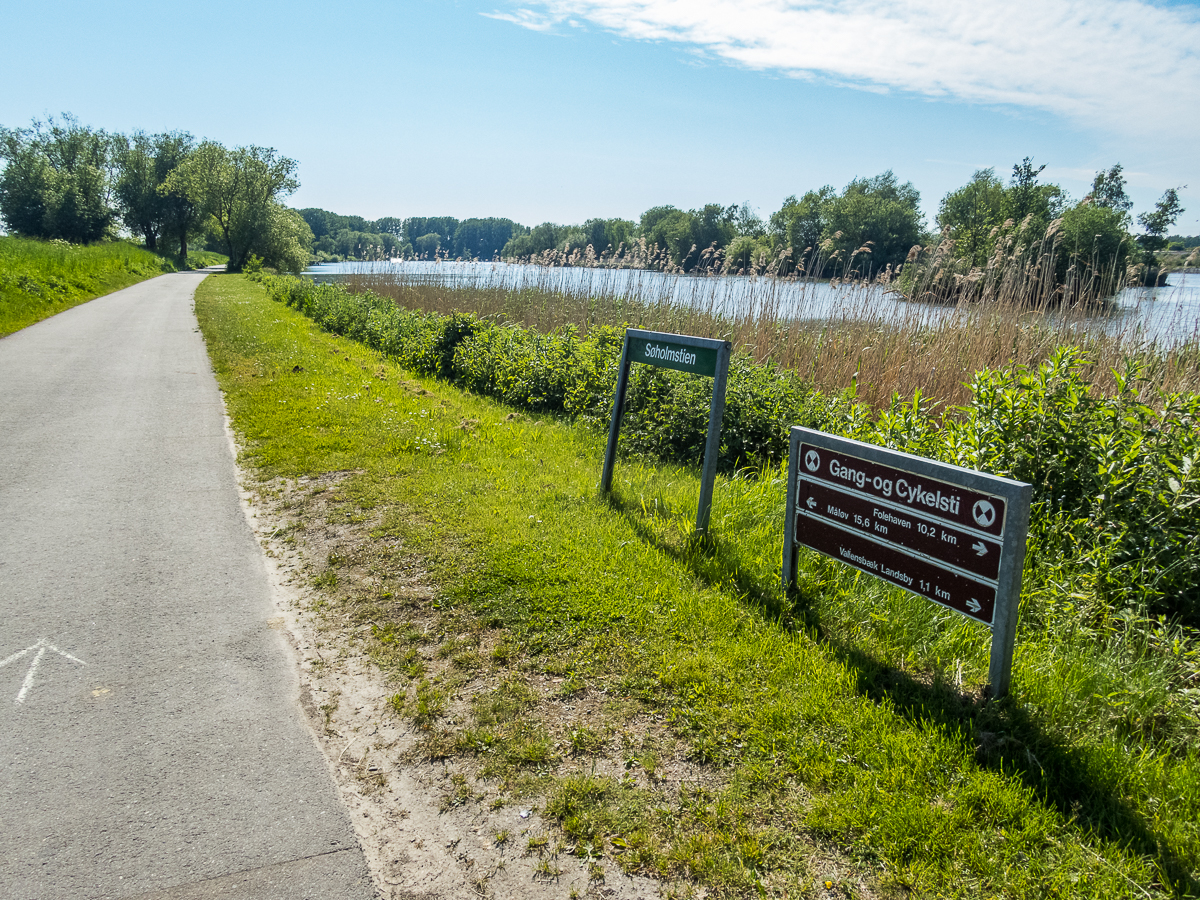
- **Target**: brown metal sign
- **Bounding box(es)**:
[796,469,1003,583]
[784,427,1032,697]
[798,442,1007,538]
[796,509,997,622]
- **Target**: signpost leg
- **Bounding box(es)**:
[987,596,1018,699]
[694,343,730,535]
[986,486,1031,698]
[782,430,800,590]
[600,335,632,494]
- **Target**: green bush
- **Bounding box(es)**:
[945,348,1200,621]
[263,274,1200,626]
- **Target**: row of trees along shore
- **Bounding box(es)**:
[1,115,1192,297]
[0,115,309,272]
[306,162,1190,303]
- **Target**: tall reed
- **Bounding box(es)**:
[344,261,1200,410]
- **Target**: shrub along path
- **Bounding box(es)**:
[198,273,1200,898]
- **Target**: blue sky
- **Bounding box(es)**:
[2,0,1198,232]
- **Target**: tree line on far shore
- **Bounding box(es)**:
[0,114,1190,292]
[298,210,522,265]
[305,162,1189,294]
[487,162,1187,291]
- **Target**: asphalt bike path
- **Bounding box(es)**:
[0,272,376,899]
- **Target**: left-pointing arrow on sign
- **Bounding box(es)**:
[0,639,87,705]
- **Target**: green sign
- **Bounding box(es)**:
[602,329,731,534]
[631,338,719,377]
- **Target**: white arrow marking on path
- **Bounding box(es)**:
[0,639,87,705]
[966,598,982,614]
[972,541,988,557]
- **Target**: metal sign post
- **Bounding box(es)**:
[783,426,1031,696]
[601,329,732,534]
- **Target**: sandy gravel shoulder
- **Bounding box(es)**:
[232,459,705,900]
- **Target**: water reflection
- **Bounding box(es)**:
[302,261,1200,348]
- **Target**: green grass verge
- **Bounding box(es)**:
[197,273,1199,898]
[186,249,228,269]
[0,236,178,337]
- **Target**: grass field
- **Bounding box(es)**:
[0,237,225,337]
[198,273,1199,898]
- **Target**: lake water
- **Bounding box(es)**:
[302,260,1200,347]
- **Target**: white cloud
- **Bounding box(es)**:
[488,0,1200,140]
[481,8,562,32]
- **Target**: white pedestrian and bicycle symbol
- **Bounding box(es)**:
[972,499,997,528]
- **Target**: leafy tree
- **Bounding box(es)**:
[1040,164,1134,297]
[580,217,635,253]
[257,206,314,273]
[528,222,565,255]
[299,208,343,240]
[639,204,735,270]
[846,171,920,209]
[414,232,441,257]
[822,172,924,276]
[327,228,391,260]
[373,216,404,237]
[164,142,303,272]
[500,229,532,258]
[643,208,697,268]
[557,225,590,251]
[1056,201,1130,295]
[300,209,410,260]
[0,114,118,243]
[1004,157,1064,240]
[115,131,198,257]
[692,203,737,259]
[403,217,459,250]
[452,217,519,259]
[1088,164,1132,218]
[0,129,53,237]
[158,157,207,262]
[936,169,1006,268]
[638,205,679,236]
[1134,188,1186,284]
[769,187,835,272]
[730,202,766,239]
[1137,188,1185,257]
[724,234,773,271]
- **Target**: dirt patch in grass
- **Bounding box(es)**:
[235,467,764,900]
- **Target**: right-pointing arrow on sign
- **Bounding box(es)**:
[972,541,988,557]
[966,598,982,613]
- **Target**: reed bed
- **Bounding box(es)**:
[345,261,1200,410]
